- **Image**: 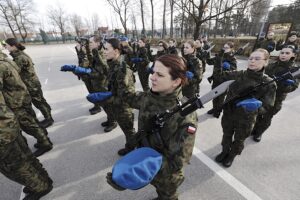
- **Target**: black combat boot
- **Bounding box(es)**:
[213,112,220,118]
[215,149,229,163]
[89,105,102,115]
[252,132,262,142]
[39,117,54,128]
[104,123,117,132]
[23,184,53,200]
[23,178,53,194]
[101,121,109,127]
[207,108,215,115]
[117,146,134,156]
[33,139,53,157]
[222,153,237,168]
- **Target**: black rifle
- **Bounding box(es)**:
[214,67,300,113]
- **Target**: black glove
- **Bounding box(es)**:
[106,172,126,191]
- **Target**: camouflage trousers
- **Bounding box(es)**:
[137,66,150,91]
[0,135,52,193]
[29,87,52,119]
[111,104,135,148]
[151,160,185,200]
[13,106,51,146]
[221,108,257,155]
[252,94,286,137]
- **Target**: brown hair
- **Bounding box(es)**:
[156,54,188,86]
[185,40,195,48]
[158,40,169,50]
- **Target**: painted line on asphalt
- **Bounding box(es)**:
[19,188,25,200]
[44,78,48,85]
[193,147,262,200]
[67,46,77,55]
[48,67,51,72]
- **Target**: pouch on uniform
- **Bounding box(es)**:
[111,147,163,190]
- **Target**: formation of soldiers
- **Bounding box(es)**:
[0,29,299,199]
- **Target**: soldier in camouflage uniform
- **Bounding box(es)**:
[206,42,237,118]
[252,46,300,142]
[254,31,276,53]
[5,38,54,128]
[123,54,198,200]
[0,50,52,157]
[194,39,210,73]
[86,35,117,132]
[276,31,299,53]
[104,38,136,156]
[182,40,203,98]
[0,88,53,200]
[134,38,151,91]
[215,49,276,167]
[168,39,178,55]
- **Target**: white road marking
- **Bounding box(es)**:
[48,67,51,72]
[19,188,25,200]
[45,78,48,85]
[193,147,263,200]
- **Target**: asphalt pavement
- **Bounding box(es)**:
[0,43,299,200]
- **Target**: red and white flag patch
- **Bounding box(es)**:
[187,126,196,134]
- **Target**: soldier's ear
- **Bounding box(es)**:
[172,78,182,88]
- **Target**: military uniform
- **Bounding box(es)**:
[10,50,53,126]
[89,49,117,131]
[218,69,276,166]
[207,51,237,117]
[168,46,178,55]
[182,54,203,98]
[0,53,52,157]
[136,46,151,91]
[255,38,276,53]
[125,87,198,200]
[252,60,299,141]
[107,57,136,155]
[0,90,52,199]
[276,40,299,52]
[196,47,210,73]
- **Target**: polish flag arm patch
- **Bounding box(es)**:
[187,126,197,134]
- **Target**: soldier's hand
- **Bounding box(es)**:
[106,172,126,191]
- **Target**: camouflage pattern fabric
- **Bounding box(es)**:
[136,47,150,91]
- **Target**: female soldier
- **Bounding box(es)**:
[251,46,299,142]
[155,40,169,59]
[215,49,276,167]
[5,38,54,128]
[103,38,136,156]
[207,42,237,118]
[133,38,151,91]
[119,54,198,200]
[182,40,203,98]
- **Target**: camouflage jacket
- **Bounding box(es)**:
[136,46,150,67]
[276,40,299,52]
[0,86,19,147]
[0,54,31,109]
[10,50,42,91]
[125,87,198,168]
[265,60,299,95]
[184,54,203,84]
[222,69,276,115]
[196,47,210,62]
[107,57,135,105]
[207,51,237,79]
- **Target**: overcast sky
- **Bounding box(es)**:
[4,0,294,32]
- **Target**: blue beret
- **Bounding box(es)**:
[119,36,128,42]
[112,147,163,190]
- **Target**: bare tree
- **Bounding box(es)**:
[48,3,69,43]
[139,0,146,35]
[149,0,154,38]
[0,0,35,42]
[162,0,167,38]
[106,0,130,36]
[175,0,251,40]
[169,0,175,38]
[130,10,138,38]
[91,13,100,34]
[70,14,83,36]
